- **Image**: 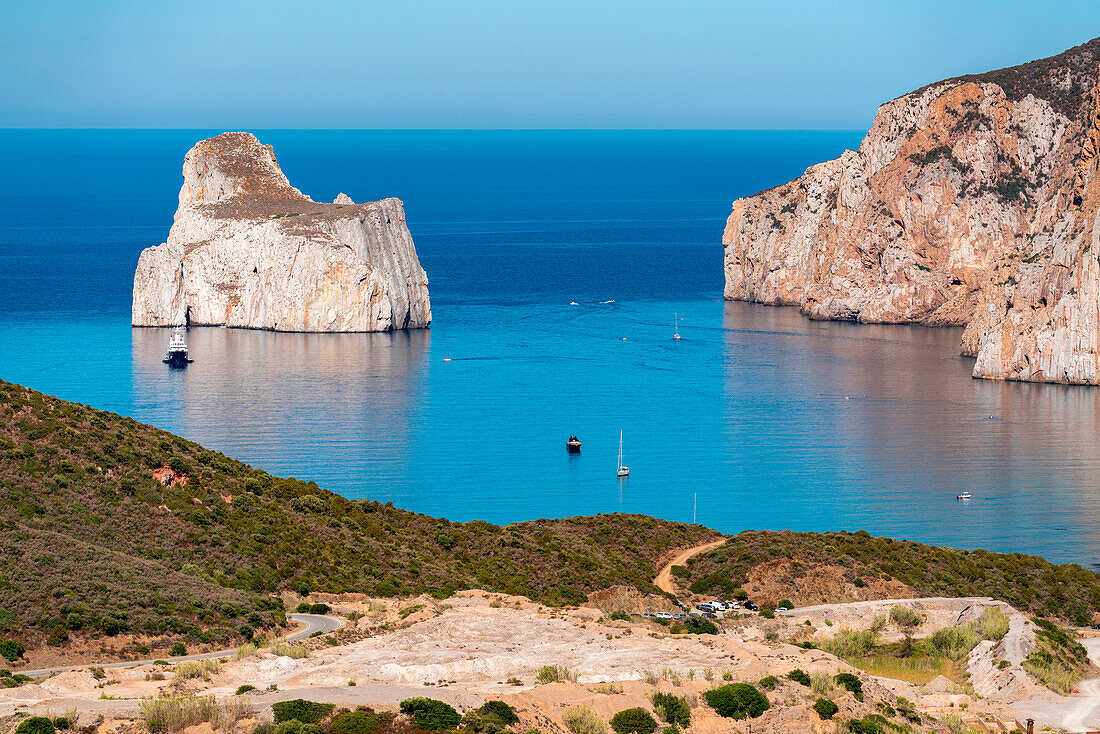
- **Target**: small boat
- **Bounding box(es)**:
[162,328,193,368]
[570,301,579,306]
[957,492,972,500]
[673,312,681,340]
[617,430,629,477]
[566,435,582,453]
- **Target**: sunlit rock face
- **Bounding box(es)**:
[133,132,431,332]
[723,37,1100,384]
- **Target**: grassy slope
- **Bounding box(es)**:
[0,379,716,649]
[683,530,1100,623]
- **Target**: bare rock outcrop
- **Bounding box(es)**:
[723,37,1100,383]
[132,132,431,332]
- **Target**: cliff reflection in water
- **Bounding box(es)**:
[721,300,1100,564]
[131,326,430,495]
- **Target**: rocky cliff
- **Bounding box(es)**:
[132,132,431,332]
[723,37,1100,384]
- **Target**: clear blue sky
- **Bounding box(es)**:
[3,0,1099,129]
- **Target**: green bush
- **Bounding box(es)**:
[464,701,519,733]
[652,692,690,727]
[272,699,335,725]
[703,683,770,719]
[236,684,256,695]
[52,717,73,731]
[684,617,718,635]
[15,717,55,734]
[329,710,384,734]
[563,707,607,734]
[834,672,863,700]
[759,607,775,619]
[308,603,331,614]
[296,603,310,613]
[846,716,885,734]
[758,675,778,690]
[812,698,838,719]
[787,669,811,686]
[399,697,461,731]
[777,600,794,610]
[609,708,657,734]
[0,639,26,661]
[169,642,186,656]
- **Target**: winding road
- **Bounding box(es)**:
[18,613,343,679]
[653,537,727,594]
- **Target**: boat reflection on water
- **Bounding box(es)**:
[132,325,430,496]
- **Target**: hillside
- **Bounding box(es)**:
[0,379,715,656]
[722,34,1100,384]
[679,530,1100,624]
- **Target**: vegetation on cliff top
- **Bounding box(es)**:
[0,379,715,651]
[918,35,1100,121]
[682,529,1100,624]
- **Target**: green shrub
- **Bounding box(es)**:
[399,698,461,731]
[787,669,811,686]
[652,691,690,727]
[169,642,186,656]
[834,672,863,700]
[846,716,885,734]
[329,710,384,734]
[296,603,310,613]
[51,717,73,731]
[758,675,778,690]
[0,639,26,661]
[464,701,519,733]
[889,606,923,628]
[609,611,631,621]
[236,684,256,695]
[777,600,794,610]
[308,603,331,614]
[812,698,838,719]
[15,717,55,734]
[535,664,577,684]
[272,699,335,725]
[670,565,691,579]
[703,683,769,719]
[609,708,657,734]
[684,617,718,635]
[563,707,607,734]
[759,607,775,619]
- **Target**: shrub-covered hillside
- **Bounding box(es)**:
[683,530,1100,624]
[0,380,717,651]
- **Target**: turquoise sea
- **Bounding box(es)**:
[2,130,1099,566]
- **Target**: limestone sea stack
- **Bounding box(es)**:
[132,132,431,332]
[722,37,1100,384]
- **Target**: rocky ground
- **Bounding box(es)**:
[4,590,1086,734]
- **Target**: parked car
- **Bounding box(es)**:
[673,613,686,619]
[744,601,759,611]
[644,613,656,618]
[702,612,718,619]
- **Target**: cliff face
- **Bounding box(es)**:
[723,38,1100,384]
[132,132,431,332]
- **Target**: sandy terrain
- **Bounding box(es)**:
[0,591,1072,733]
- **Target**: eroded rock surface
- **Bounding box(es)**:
[132,132,431,332]
[723,37,1100,383]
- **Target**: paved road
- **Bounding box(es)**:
[653,537,727,594]
[17,613,343,679]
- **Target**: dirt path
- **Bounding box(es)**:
[653,538,726,593]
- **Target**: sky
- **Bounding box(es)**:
[2,0,1099,129]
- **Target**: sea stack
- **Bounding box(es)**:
[132,132,431,332]
[722,37,1100,384]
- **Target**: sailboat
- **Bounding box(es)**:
[617,430,630,477]
[673,313,681,340]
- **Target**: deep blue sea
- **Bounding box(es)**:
[3,130,1100,567]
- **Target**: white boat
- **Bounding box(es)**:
[162,328,193,367]
[673,312,681,340]
[956,492,972,500]
[617,430,630,477]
